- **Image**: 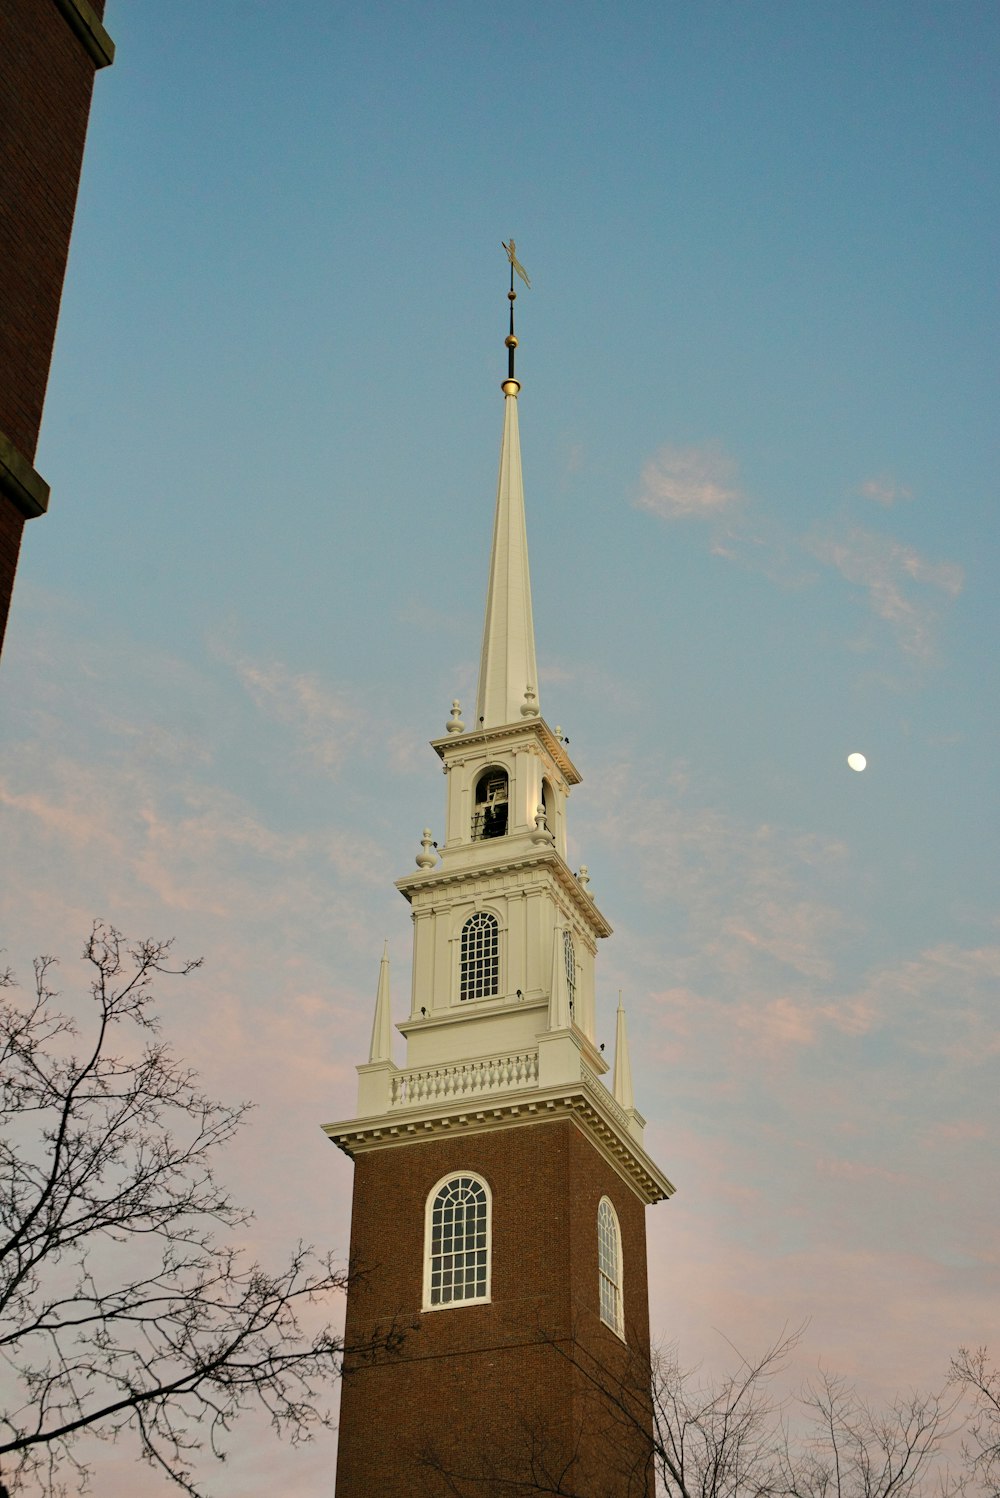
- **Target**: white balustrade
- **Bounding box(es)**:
[391,1049,539,1108]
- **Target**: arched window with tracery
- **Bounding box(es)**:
[460,911,499,1002]
[563,929,577,1018]
[424,1173,491,1308]
[598,1196,624,1338]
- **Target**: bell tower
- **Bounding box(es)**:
[325,248,674,1497]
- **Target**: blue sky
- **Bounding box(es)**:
[2,3,998,1492]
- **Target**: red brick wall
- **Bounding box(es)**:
[0,0,106,649]
[335,1118,655,1497]
[0,507,26,650]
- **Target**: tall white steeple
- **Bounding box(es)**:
[325,248,672,1208]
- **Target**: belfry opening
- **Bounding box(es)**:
[472,766,509,840]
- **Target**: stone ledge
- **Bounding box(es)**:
[322,1084,675,1206]
[0,432,49,519]
[53,0,115,68]
[397,844,612,939]
[431,715,581,785]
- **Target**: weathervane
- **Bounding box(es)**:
[501,239,530,386]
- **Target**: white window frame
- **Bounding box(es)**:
[597,1195,625,1339]
[423,1171,492,1312]
[456,908,502,1004]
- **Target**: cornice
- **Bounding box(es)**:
[396,843,612,939]
[0,431,49,519]
[322,1082,674,1206]
[53,0,115,68]
[397,992,548,1040]
[431,716,581,786]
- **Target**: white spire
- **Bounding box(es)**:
[613,991,635,1111]
[475,383,540,730]
[368,942,392,1064]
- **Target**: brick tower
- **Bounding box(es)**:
[325,250,673,1497]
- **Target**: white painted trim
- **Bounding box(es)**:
[422,1170,493,1312]
[453,904,505,1006]
[598,1195,625,1341]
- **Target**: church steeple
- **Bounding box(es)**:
[325,259,673,1498]
[475,244,540,730]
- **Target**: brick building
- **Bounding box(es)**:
[0,0,114,654]
[324,267,674,1495]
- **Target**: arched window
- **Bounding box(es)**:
[472,767,509,840]
[424,1173,491,1308]
[563,929,577,1018]
[460,911,499,1002]
[598,1197,624,1338]
[541,777,553,831]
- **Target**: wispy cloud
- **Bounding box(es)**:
[636,444,744,521]
[858,475,912,507]
[805,526,964,662]
[587,754,852,999]
[634,441,963,666]
[849,940,1000,1064]
[225,651,363,775]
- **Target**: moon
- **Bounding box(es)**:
[847,752,867,772]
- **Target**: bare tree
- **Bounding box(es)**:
[0,924,374,1497]
[786,1367,962,1498]
[658,1333,962,1498]
[415,1325,965,1498]
[651,1331,797,1498]
[951,1347,1000,1497]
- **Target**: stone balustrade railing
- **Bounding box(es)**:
[390,1049,540,1108]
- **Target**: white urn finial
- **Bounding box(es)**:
[415,828,437,869]
[530,804,552,843]
[446,700,465,734]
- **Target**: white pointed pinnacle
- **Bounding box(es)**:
[613,991,635,1112]
[415,829,437,869]
[446,700,465,734]
[368,941,392,1064]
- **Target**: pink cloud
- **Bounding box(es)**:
[222,648,363,775]
[636,444,744,520]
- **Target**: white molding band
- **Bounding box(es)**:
[323,1084,675,1207]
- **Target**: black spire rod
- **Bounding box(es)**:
[501,240,530,384]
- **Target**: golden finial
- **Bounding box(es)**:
[501,239,530,394]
